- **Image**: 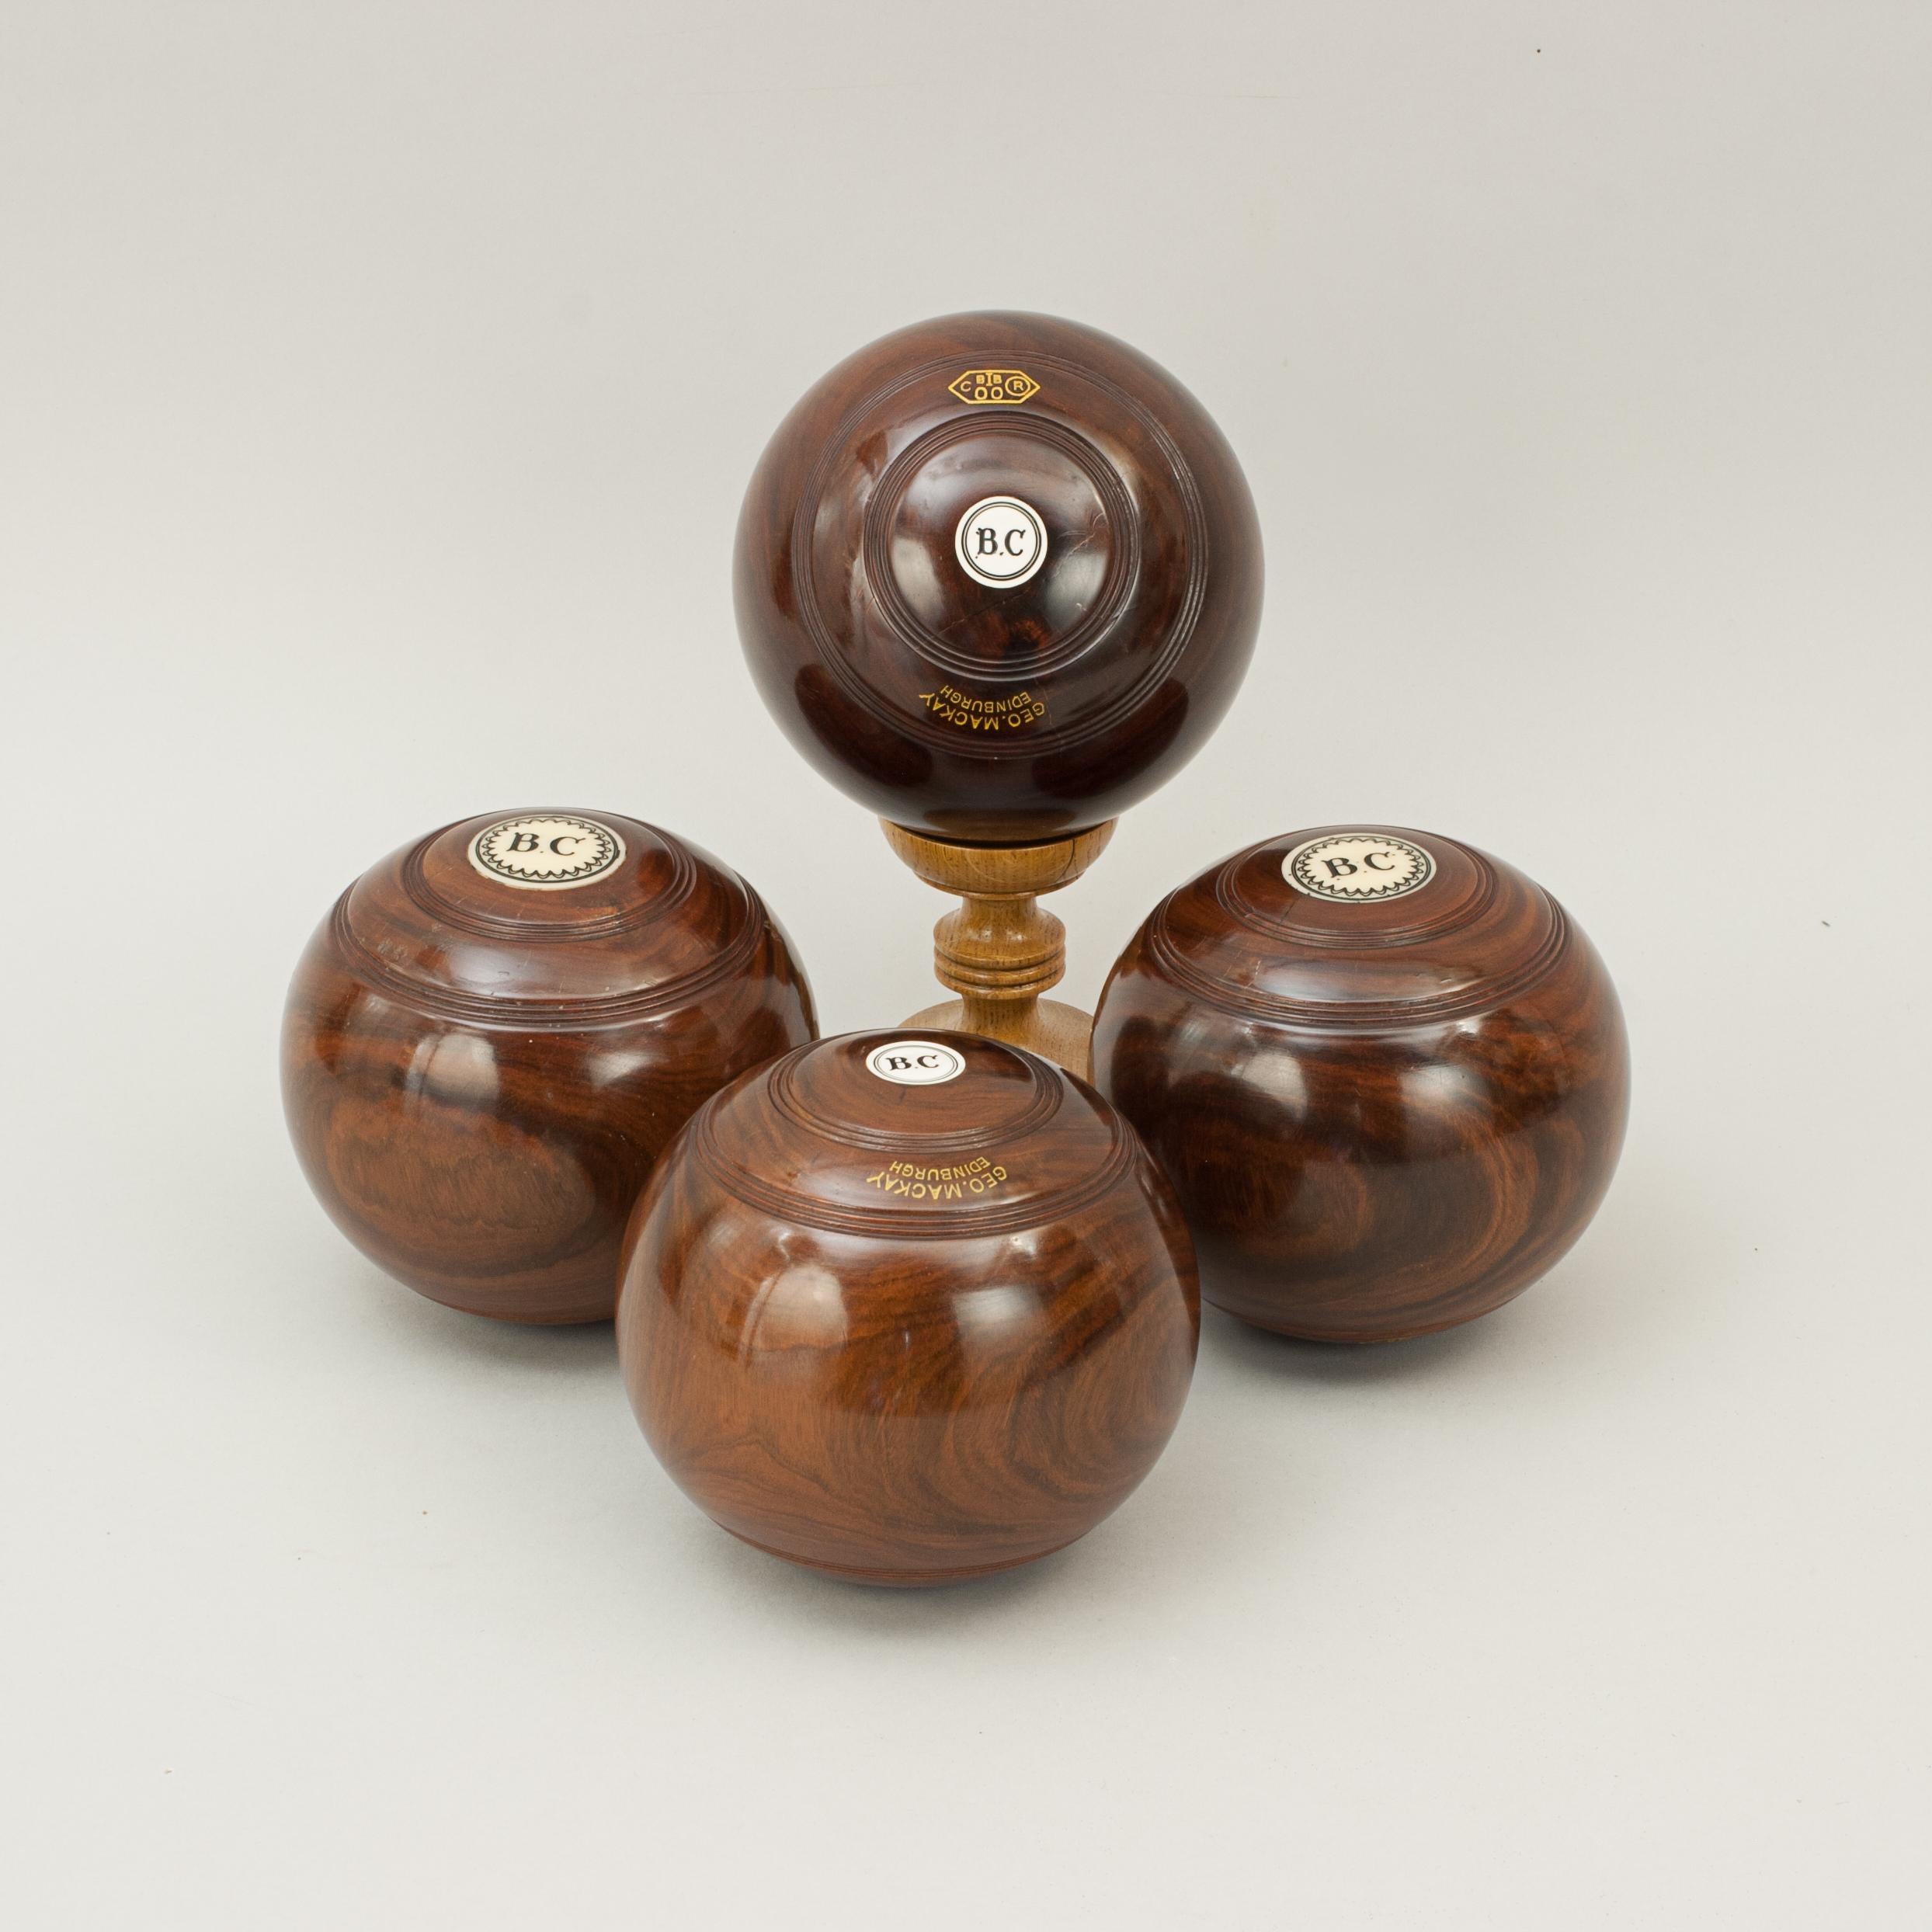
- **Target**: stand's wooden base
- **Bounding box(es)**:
[881,819,1117,1080]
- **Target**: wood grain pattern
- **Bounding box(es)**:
[882,817,1114,1077]
[735,311,1263,845]
[616,1031,1199,1585]
[1092,828,1629,1343]
[282,811,816,1325]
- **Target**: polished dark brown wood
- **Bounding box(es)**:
[1093,828,1629,1343]
[283,811,815,1325]
[617,1031,1199,1584]
[735,311,1263,846]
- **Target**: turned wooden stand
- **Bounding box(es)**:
[881,819,1117,1079]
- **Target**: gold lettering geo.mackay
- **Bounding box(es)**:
[866,1155,1010,1202]
[919,686,1048,732]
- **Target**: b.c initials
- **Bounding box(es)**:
[975,527,1030,558]
[1322,850,1399,878]
[506,832,586,856]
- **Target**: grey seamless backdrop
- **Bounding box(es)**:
[3,5,1927,1927]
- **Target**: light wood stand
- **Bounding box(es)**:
[881,819,1117,1079]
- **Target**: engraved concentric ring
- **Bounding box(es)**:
[764,1037,1063,1154]
[860,413,1140,684]
[791,349,1211,758]
[400,820,698,941]
[336,859,767,1029]
[1144,885,1574,1031]
[691,1051,1138,1240]
[1214,836,1498,950]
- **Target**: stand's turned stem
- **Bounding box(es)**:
[880,820,1117,1079]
